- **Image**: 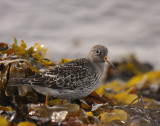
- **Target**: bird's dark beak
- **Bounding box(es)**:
[104,56,116,70]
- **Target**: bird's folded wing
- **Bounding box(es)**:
[10,59,94,90]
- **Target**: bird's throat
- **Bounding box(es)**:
[94,62,105,73]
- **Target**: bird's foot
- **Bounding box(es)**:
[45,94,50,105]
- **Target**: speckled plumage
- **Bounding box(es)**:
[12,45,115,100]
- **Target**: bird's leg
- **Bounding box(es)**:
[66,99,71,104]
[61,99,64,104]
[60,99,69,104]
[45,94,50,105]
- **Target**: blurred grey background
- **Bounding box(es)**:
[0,0,160,69]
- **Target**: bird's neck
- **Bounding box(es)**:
[93,61,105,73]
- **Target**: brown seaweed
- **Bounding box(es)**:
[0,39,160,126]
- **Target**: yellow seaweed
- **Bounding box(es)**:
[32,43,48,61]
[100,109,127,125]
[0,106,12,111]
[0,38,53,67]
[59,58,72,64]
[48,99,67,106]
[95,80,123,95]
[125,70,160,88]
[17,121,37,126]
[41,60,54,67]
[12,39,26,55]
[113,87,138,105]
[0,116,8,126]
[87,112,93,116]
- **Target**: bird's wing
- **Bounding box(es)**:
[12,58,95,90]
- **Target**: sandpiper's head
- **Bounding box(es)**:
[88,45,116,69]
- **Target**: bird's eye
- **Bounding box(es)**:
[96,50,101,55]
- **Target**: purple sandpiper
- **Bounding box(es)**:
[11,45,115,100]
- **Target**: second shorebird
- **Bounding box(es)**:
[11,45,115,100]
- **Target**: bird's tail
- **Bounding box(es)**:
[7,78,31,87]
[6,78,32,97]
